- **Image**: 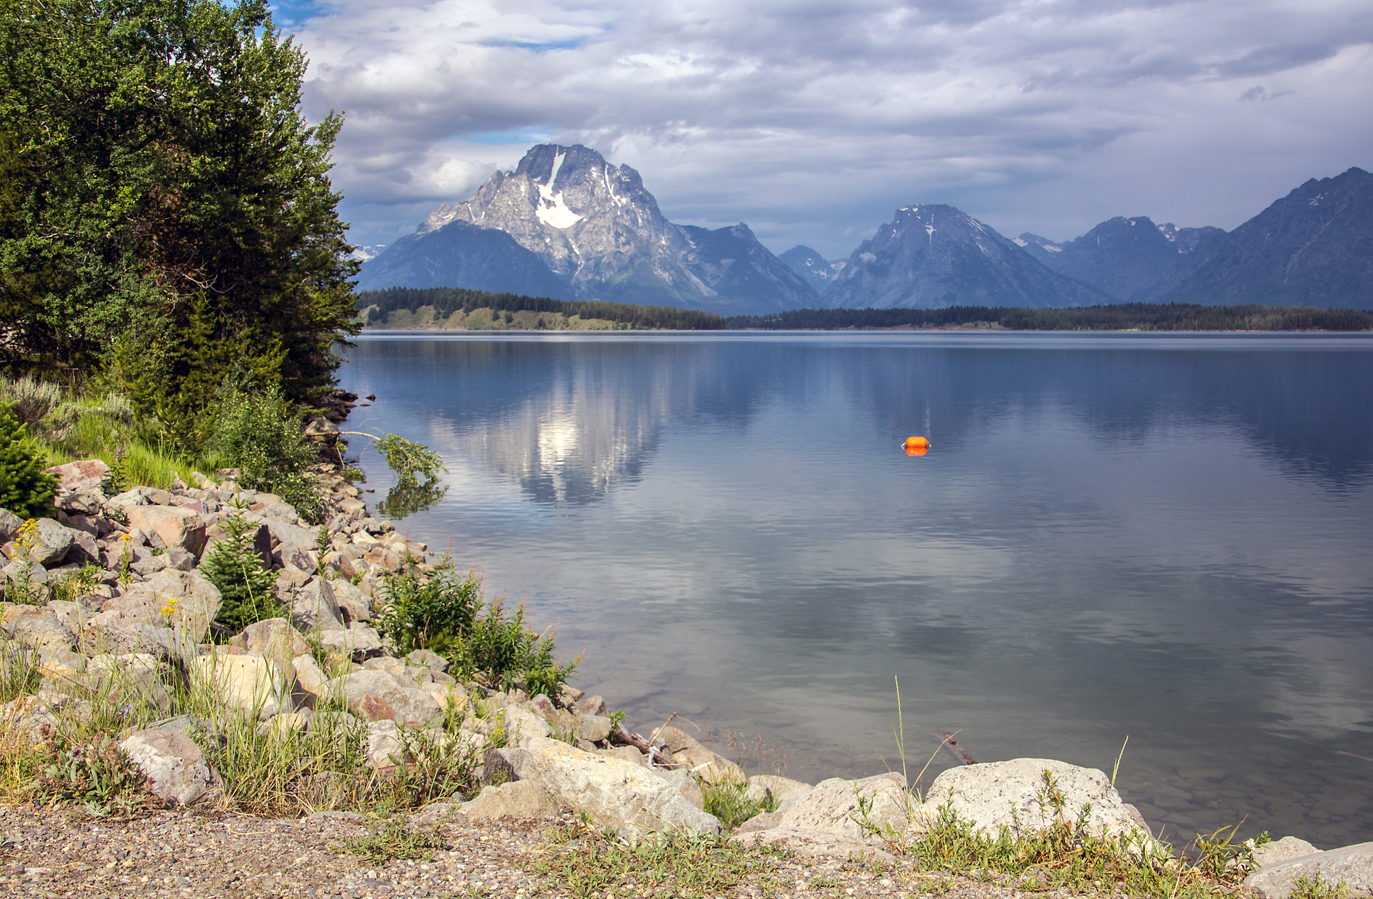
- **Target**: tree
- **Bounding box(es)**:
[0,0,359,424]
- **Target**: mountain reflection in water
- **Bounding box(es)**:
[341,332,1373,848]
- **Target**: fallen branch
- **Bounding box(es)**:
[935,731,976,765]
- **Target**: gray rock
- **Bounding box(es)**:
[574,694,609,717]
[317,625,383,660]
[511,735,722,837]
[192,654,288,719]
[462,781,561,820]
[331,578,372,623]
[61,529,100,566]
[120,728,212,805]
[0,508,22,542]
[124,505,207,557]
[43,459,110,493]
[323,669,444,728]
[290,653,330,709]
[406,648,448,673]
[908,758,1152,842]
[579,715,612,743]
[3,606,76,654]
[746,774,813,815]
[290,578,344,631]
[504,704,553,745]
[88,569,222,644]
[779,773,909,843]
[1253,836,1322,870]
[1246,841,1373,899]
[229,618,311,674]
[28,519,74,567]
[366,719,407,769]
[649,765,705,810]
[482,747,520,784]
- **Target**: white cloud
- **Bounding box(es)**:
[292,0,1373,256]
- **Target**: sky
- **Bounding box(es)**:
[280,0,1373,260]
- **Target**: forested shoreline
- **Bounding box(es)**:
[725,304,1373,331]
[357,287,727,331]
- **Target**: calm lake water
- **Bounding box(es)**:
[339,331,1373,848]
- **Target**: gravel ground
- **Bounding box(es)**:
[0,805,1073,899]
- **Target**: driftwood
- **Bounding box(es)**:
[935,731,976,765]
[611,730,680,768]
[1336,750,1373,764]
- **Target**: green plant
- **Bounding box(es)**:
[0,635,40,701]
[213,389,317,493]
[48,564,103,604]
[344,816,446,864]
[1290,874,1351,899]
[375,565,484,659]
[455,593,578,697]
[199,511,283,635]
[33,735,159,817]
[0,403,57,518]
[701,779,762,831]
[531,827,791,899]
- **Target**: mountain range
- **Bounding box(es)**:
[359,148,1373,314]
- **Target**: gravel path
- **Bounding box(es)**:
[0,805,1067,899]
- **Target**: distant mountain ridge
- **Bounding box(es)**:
[359,151,1373,313]
[823,205,1107,309]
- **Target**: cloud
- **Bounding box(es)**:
[290,0,1373,255]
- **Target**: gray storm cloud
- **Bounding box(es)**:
[291,0,1373,258]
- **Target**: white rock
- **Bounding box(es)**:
[461,781,561,820]
[779,772,910,843]
[120,728,212,805]
[908,758,1152,842]
[192,654,288,719]
[512,735,722,838]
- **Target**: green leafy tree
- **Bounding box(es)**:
[0,0,359,419]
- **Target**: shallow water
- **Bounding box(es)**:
[338,331,1373,847]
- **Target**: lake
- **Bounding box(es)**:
[338,331,1373,848]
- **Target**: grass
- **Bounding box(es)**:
[343,816,447,863]
[0,639,482,818]
[530,821,794,899]
[701,779,764,831]
[1290,874,1351,899]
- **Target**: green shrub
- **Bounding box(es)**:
[0,403,57,518]
[200,512,283,636]
[212,389,325,523]
[375,566,483,659]
[376,565,578,697]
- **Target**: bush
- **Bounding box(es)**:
[0,403,57,518]
[212,389,325,523]
[376,565,578,697]
[200,512,283,636]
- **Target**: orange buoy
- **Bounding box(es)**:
[905,445,928,457]
[904,436,929,449]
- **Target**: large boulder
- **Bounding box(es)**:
[323,669,444,728]
[2,606,76,654]
[510,735,722,838]
[124,506,208,558]
[0,509,22,543]
[777,772,909,843]
[192,654,289,719]
[908,758,1151,842]
[1246,842,1373,899]
[747,775,814,815]
[87,569,221,644]
[43,459,109,493]
[318,625,383,660]
[120,728,212,805]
